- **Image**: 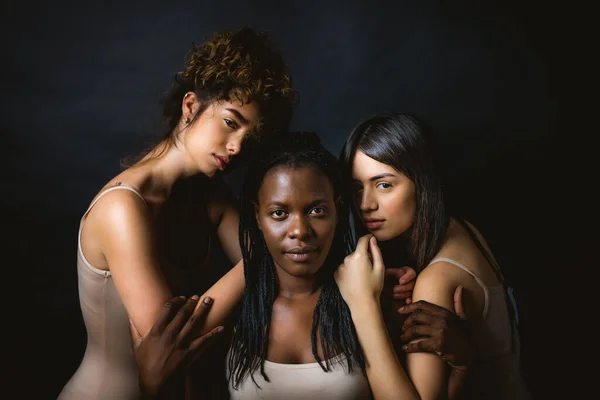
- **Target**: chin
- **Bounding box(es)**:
[370,229,395,242]
[278,261,321,277]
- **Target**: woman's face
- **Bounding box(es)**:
[255,165,338,279]
[351,150,416,242]
[183,96,261,177]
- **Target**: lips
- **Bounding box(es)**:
[363,218,385,230]
[285,245,317,263]
[213,155,229,171]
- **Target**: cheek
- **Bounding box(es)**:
[185,129,208,158]
[259,219,287,249]
[386,192,416,228]
[316,219,337,251]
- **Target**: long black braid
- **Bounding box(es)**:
[228,132,365,389]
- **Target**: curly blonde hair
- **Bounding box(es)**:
[163,27,296,138]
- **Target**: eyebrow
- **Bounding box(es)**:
[225,108,249,126]
[265,198,329,208]
[352,173,397,182]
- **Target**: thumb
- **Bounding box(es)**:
[453,285,467,319]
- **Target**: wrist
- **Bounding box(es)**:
[347,297,381,319]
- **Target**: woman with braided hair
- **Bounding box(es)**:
[225,131,372,399]
[58,27,295,400]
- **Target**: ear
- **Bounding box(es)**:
[181,92,199,123]
[254,202,262,231]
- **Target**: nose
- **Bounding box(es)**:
[226,135,244,156]
[359,188,378,212]
[288,214,311,240]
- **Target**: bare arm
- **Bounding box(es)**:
[187,182,244,335]
[195,259,245,335]
[335,235,419,400]
[399,286,472,400]
[89,191,173,338]
[210,181,243,264]
[405,263,466,399]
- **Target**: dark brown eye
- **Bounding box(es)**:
[270,210,287,219]
[225,119,237,129]
[310,207,325,216]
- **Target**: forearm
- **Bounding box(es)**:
[197,260,245,334]
[350,300,419,400]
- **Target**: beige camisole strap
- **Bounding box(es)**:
[427,257,491,318]
[77,182,147,276]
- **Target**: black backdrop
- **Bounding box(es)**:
[2,0,572,398]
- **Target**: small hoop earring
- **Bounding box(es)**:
[185,117,190,124]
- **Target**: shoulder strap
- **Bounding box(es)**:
[454,217,521,356]
[428,257,491,317]
[83,181,146,218]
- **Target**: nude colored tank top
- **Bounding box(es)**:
[58,183,145,400]
[427,257,530,399]
[227,353,372,400]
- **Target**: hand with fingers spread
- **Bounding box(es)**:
[134,295,224,398]
[335,234,386,308]
[384,266,417,304]
[398,285,473,370]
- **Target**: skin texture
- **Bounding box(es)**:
[80,95,259,340]
[255,165,338,364]
[135,295,224,399]
[351,150,416,242]
[335,235,419,400]
[350,149,500,399]
[140,155,474,399]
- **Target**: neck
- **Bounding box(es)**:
[275,265,321,300]
[135,140,203,200]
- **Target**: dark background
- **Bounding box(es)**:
[2,0,574,398]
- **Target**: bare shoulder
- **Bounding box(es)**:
[412,262,464,312]
[435,218,500,286]
[415,260,469,294]
[79,177,153,267]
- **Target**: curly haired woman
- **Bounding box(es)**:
[58,27,295,400]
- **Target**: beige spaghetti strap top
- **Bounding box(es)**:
[427,257,530,399]
[227,352,372,400]
[58,183,146,400]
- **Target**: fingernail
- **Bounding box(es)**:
[203,296,213,304]
[216,326,224,333]
[179,296,186,299]
[191,295,199,301]
[402,345,408,351]
[398,306,405,312]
